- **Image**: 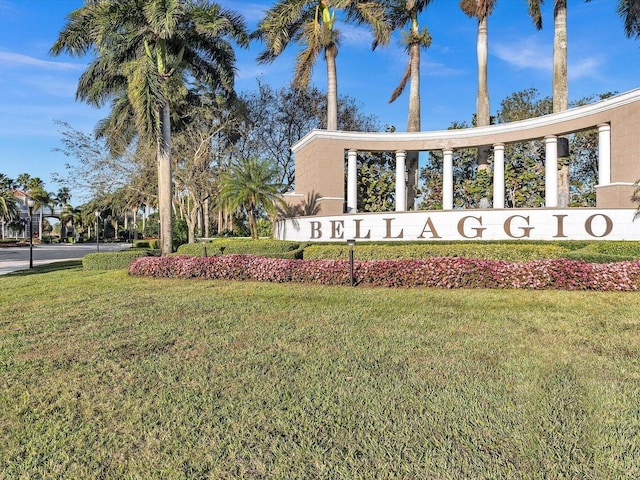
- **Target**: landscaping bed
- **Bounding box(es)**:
[129,254,640,291]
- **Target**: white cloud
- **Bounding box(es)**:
[568,56,604,81]
[493,35,552,72]
[492,35,604,81]
[339,23,376,49]
[0,50,83,71]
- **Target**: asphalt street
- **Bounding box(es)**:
[0,243,131,275]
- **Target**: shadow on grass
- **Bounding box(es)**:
[5,260,83,277]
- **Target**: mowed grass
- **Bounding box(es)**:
[1,267,639,479]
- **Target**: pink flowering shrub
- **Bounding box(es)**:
[128,255,640,291]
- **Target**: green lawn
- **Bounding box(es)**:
[1,266,639,478]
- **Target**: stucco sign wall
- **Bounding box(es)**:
[275,209,640,242]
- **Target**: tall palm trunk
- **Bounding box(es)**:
[407,43,421,133]
[325,44,339,131]
[554,0,569,207]
[406,38,421,210]
[158,103,173,255]
[476,13,490,172]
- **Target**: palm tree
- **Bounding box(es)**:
[18,177,52,240]
[30,188,56,240]
[0,174,19,239]
[385,0,433,209]
[51,0,249,255]
[618,0,640,38]
[218,157,285,239]
[255,0,390,132]
[528,0,598,207]
[55,187,72,209]
[460,0,543,177]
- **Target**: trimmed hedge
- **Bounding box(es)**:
[176,239,304,259]
[303,242,571,262]
[129,254,640,291]
[133,239,160,249]
[171,239,640,263]
[303,240,640,262]
[83,249,159,271]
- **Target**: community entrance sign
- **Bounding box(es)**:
[275,208,640,242]
[274,90,640,243]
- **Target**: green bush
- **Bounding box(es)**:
[176,239,302,257]
[579,241,640,257]
[302,242,570,262]
[173,239,640,263]
[133,239,161,249]
[133,240,153,248]
[83,249,159,271]
[301,240,640,263]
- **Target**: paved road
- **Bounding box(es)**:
[0,243,131,275]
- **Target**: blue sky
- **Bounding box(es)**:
[0,0,638,199]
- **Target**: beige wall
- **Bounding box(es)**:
[288,89,640,215]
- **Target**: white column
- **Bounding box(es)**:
[395,150,407,212]
[347,149,358,213]
[544,136,558,207]
[442,149,454,210]
[493,143,505,208]
[598,123,611,186]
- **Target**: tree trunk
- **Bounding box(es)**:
[406,40,421,210]
[477,14,491,172]
[325,44,338,131]
[133,209,138,240]
[186,202,201,244]
[204,198,210,238]
[554,0,569,207]
[158,103,173,255]
[248,207,258,240]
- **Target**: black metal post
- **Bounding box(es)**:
[347,239,356,287]
[349,247,354,286]
[28,205,33,269]
[95,212,100,252]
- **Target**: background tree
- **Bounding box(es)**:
[218,157,284,239]
[239,80,380,193]
[460,0,544,183]
[55,187,72,209]
[51,0,249,255]
[527,0,595,207]
[618,0,640,39]
[255,0,389,132]
[356,151,396,212]
[0,174,19,239]
[419,121,490,209]
[172,88,241,243]
[18,175,53,239]
[385,0,433,209]
[418,89,601,209]
[459,0,496,171]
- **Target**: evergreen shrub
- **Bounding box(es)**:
[83,249,158,271]
[176,239,303,258]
